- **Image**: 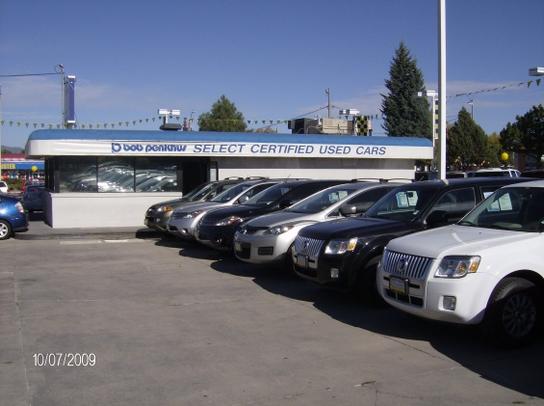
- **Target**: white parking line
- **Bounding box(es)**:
[60,240,103,245]
[103,239,145,243]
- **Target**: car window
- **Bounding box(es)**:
[432,187,476,213]
[460,187,544,232]
[243,183,293,206]
[210,183,251,203]
[365,188,437,222]
[283,182,336,204]
[348,186,392,213]
[481,184,504,199]
[287,185,358,214]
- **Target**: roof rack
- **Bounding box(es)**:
[244,176,268,180]
[350,177,412,184]
[223,176,244,180]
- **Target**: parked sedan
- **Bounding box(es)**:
[145,177,246,232]
[167,179,278,239]
[0,194,28,240]
[22,185,46,212]
[234,181,397,265]
[196,179,344,251]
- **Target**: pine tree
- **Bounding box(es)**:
[381,42,431,138]
[447,108,489,169]
[198,95,247,132]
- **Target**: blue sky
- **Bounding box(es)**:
[0,0,542,147]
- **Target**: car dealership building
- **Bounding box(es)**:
[25,129,432,228]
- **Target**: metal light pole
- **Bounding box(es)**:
[438,0,447,180]
[325,88,331,118]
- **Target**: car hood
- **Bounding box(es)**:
[244,211,319,228]
[387,224,539,258]
[171,201,223,214]
[201,204,274,224]
[298,216,407,240]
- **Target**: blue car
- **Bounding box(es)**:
[0,194,28,240]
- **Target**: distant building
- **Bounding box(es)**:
[1,153,44,181]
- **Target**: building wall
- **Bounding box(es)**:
[45,192,181,228]
[215,157,415,180]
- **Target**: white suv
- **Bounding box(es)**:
[378,180,544,346]
[0,181,8,194]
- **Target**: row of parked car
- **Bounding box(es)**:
[146,175,544,347]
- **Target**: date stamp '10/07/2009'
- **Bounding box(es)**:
[33,353,96,367]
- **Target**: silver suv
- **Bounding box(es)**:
[234,181,397,265]
[167,180,278,239]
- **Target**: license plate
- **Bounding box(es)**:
[295,254,309,268]
[234,241,242,252]
[389,276,408,295]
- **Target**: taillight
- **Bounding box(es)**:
[15,202,25,214]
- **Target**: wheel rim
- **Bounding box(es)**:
[0,223,8,238]
[502,293,537,339]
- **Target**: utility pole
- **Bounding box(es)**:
[438,0,447,180]
[325,88,331,118]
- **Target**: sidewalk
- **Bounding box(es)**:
[15,213,163,241]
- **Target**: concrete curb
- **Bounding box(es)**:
[14,228,165,241]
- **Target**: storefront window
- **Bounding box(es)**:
[98,158,135,192]
[135,158,180,192]
[59,157,97,192]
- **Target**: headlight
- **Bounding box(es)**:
[435,256,480,278]
[182,210,203,219]
[215,216,244,226]
[157,205,174,214]
[264,224,294,235]
[324,238,358,255]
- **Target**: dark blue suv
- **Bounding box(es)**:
[0,194,28,240]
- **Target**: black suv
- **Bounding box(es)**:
[292,178,531,299]
[145,177,252,232]
[196,179,344,251]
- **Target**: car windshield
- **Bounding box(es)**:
[242,183,293,207]
[459,187,544,232]
[365,187,437,222]
[189,183,216,201]
[286,185,357,214]
[210,183,252,203]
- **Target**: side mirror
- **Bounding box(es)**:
[237,195,250,204]
[426,210,448,228]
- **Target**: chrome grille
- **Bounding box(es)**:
[294,236,324,258]
[172,211,188,219]
[382,250,433,280]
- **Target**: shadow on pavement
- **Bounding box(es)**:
[210,256,544,399]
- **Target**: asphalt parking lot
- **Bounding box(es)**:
[1,234,543,406]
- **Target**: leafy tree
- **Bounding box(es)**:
[486,132,502,167]
[500,104,544,168]
[447,108,489,170]
[198,95,247,132]
[381,42,431,138]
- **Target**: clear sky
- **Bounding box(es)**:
[0,0,543,148]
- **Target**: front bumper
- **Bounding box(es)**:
[233,230,295,264]
[378,266,497,325]
[293,252,353,288]
[11,212,29,232]
[196,223,237,251]
[167,216,200,240]
[144,211,172,231]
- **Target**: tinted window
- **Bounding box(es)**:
[283,182,336,204]
[347,186,392,214]
[210,183,252,203]
[432,187,476,214]
[243,183,294,206]
[287,184,358,214]
[365,187,437,222]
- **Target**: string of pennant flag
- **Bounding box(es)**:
[1,78,540,130]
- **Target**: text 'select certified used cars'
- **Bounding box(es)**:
[0,193,28,240]
[234,181,397,265]
[167,180,278,239]
[196,180,344,251]
[379,180,544,346]
[292,178,531,300]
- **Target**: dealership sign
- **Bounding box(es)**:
[26,139,432,160]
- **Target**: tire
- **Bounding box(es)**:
[0,219,12,240]
[284,243,295,271]
[481,277,540,347]
[351,256,384,305]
